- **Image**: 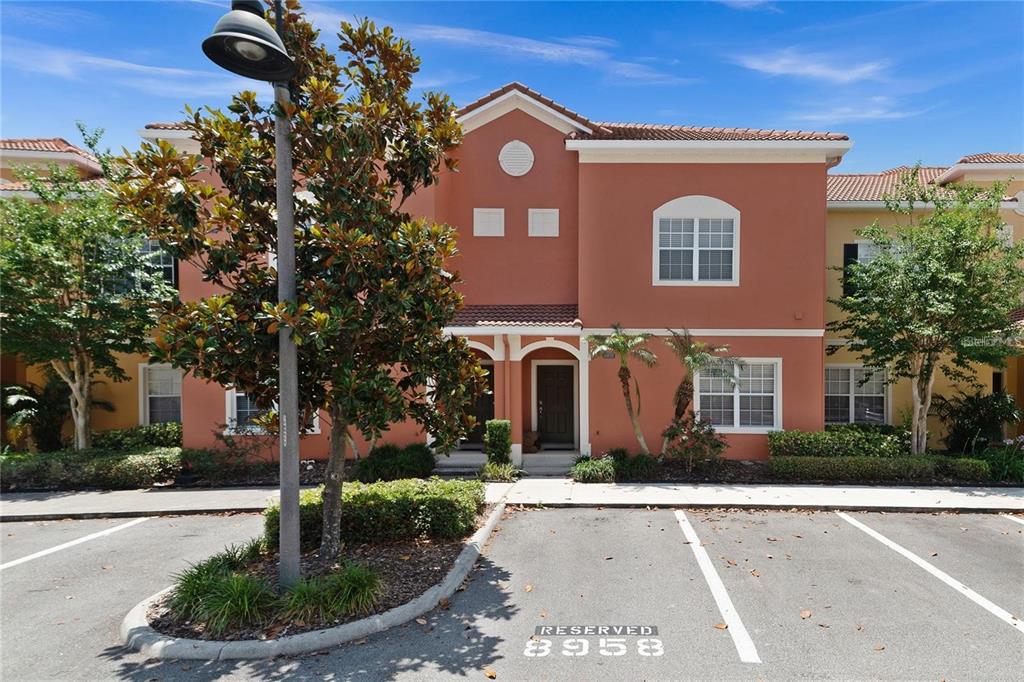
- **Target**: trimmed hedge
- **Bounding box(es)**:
[769,455,990,482]
[92,422,183,450]
[263,478,485,550]
[0,446,183,490]
[768,425,909,459]
[352,443,436,483]
[483,420,512,465]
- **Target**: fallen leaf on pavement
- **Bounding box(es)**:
[524,584,533,593]
[766,554,774,559]
[767,537,779,542]
[818,624,830,629]
[750,569,760,577]
[792,534,803,539]
[399,555,411,561]
[484,666,498,679]
[102,565,113,570]
[415,618,428,625]
[856,624,864,631]
[800,610,812,619]
[930,552,938,557]
[873,644,886,651]
[604,556,614,560]
[714,622,728,630]
[726,559,737,566]
[438,597,450,609]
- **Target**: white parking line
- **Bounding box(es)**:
[836,512,1024,635]
[674,510,762,663]
[0,517,149,571]
[1001,514,1024,527]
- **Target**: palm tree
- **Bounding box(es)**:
[587,324,658,454]
[661,329,739,453]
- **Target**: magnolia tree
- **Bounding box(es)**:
[829,167,1024,454]
[0,127,174,450]
[115,9,484,560]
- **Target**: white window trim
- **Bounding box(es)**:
[652,195,740,287]
[855,239,880,264]
[137,363,183,425]
[824,364,891,426]
[224,388,320,435]
[473,208,505,237]
[528,208,560,238]
[694,357,782,434]
[530,359,579,450]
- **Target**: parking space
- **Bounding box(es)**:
[0,508,1021,681]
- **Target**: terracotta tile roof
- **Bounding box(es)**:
[957,153,1024,164]
[576,122,849,142]
[456,82,601,133]
[452,304,580,327]
[144,122,189,130]
[0,138,98,163]
[827,166,948,201]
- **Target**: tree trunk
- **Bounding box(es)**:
[53,355,92,451]
[619,365,650,455]
[320,403,348,561]
[662,374,693,454]
[910,356,937,455]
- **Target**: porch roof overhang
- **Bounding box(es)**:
[447,304,581,337]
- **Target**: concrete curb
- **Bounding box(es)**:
[1,507,269,523]
[508,502,1024,514]
[120,502,506,660]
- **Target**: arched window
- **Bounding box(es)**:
[652,195,740,286]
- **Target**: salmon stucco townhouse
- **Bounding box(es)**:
[5,84,1022,465]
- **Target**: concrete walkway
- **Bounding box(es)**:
[2,479,1022,520]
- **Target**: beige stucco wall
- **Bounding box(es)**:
[24,352,150,439]
[825,200,1024,446]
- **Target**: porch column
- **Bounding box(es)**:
[508,335,523,466]
[578,337,591,456]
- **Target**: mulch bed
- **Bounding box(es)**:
[148,505,493,641]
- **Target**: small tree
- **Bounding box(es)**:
[587,324,657,454]
[115,9,484,561]
[660,328,738,454]
[0,127,173,450]
[828,166,1024,454]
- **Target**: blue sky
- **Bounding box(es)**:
[1,1,1021,172]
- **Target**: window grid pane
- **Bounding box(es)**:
[698,362,776,428]
[824,367,886,424]
[234,393,266,428]
[148,396,181,423]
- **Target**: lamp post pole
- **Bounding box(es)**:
[202,0,300,588]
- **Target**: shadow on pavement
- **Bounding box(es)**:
[97,556,516,681]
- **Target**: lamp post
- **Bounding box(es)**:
[202,0,301,588]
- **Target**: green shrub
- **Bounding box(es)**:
[92,422,183,450]
[0,446,183,490]
[936,457,991,482]
[327,563,382,615]
[611,451,660,481]
[483,419,512,465]
[477,461,520,482]
[352,443,435,483]
[768,456,937,482]
[196,573,277,636]
[933,391,1022,454]
[570,457,616,483]
[263,478,484,550]
[663,415,727,472]
[979,439,1024,483]
[768,426,909,458]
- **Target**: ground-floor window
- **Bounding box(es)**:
[140,364,181,424]
[696,359,780,432]
[825,366,887,425]
[225,389,320,434]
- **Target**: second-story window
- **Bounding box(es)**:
[653,195,740,286]
[140,238,177,286]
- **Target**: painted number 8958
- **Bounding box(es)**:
[523,638,664,657]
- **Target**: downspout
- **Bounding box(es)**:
[502,334,512,421]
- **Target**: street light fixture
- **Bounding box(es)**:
[203,0,301,589]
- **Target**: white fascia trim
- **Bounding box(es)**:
[446,325,582,337]
[138,128,195,142]
[582,327,824,338]
[0,149,101,174]
[456,90,592,135]
[566,139,852,153]
[934,163,1024,185]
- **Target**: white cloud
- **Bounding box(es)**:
[306,7,691,86]
[732,47,888,84]
[1,4,99,30]
[2,38,272,101]
[791,97,927,124]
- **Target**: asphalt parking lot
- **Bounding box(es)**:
[1,508,1022,681]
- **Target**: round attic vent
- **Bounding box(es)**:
[498,140,534,177]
